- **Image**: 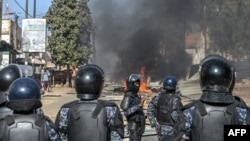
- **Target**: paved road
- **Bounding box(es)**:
[41,87,158,141]
[41,71,206,141]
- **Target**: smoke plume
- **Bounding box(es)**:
[89,0,199,82]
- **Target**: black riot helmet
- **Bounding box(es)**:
[199,55,233,93]
[126,74,140,93]
[229,66,236,93]
[7,77,42,112]
[163,76,177,92]
[75,64,104,100]
[0,64,22,104]
[0,64,22,92]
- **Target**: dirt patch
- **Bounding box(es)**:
[233,83,250,106]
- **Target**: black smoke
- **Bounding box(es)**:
[89,0,200,82]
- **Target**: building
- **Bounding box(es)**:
[0,17,22,69]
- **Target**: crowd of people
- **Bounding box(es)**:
[0,54,249,141]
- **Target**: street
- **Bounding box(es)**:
[41,87,158,141]
[41,77,250,141]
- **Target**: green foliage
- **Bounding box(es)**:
[45,0,92,66]
[205,0,250,60]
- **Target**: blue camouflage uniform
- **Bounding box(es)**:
[34,108,60,140]
[123,96,142,117]
[121,91,145,141]
[182,100,248,140]
[147,93,183,140]
[56,100,123,141]
[46,119,60,141]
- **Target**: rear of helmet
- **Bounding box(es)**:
[0,64,22,104]
[75,64,104,100]
[199,56,233,93]
[0,64,22,92]
[163,76,177,91]
[7,77,42,112]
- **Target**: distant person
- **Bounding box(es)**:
[0,64,22,119]
[147,75,184,141]
[55,64,124,141]
[71,66,76,88]
[120,74,146,141]
[41,68,51,92]
[180,55,249,141]
[0,77,60,141]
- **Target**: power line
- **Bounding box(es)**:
[14,0,33,18]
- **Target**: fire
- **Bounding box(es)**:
[120,67,152,93]
[139,78,152,93]
[139,67,152,93]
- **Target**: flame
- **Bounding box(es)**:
[139,78,152,93]
[121,66,152,93]
[139,67,152,93]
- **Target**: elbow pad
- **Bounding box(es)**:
[120,96,130,110]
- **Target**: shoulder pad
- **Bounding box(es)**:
[125,92,135,97]
[61,100,78,108]
[43,115,52,122]
[98,99,117,107]
[182,99,199,110]
[234,96,248,108]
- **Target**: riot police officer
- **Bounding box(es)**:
[181,55,249,141]
[0,64,44,119]
[120,73,146,141]
[55,64,124,141]
[147,75,183,141]
[0,64,22,119]
[0,77,60,141]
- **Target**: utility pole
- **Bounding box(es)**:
[26,0,28,18]
[33,0,36,74]
[92,25,96,63]
[24,0,29,64]
[0,0,2,43]
[33,0,36,18]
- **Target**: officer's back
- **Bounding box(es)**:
[181,55,249,141]
[0,77,59,141]
[55,64,124,141]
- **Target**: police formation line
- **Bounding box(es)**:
[0,54,250,141]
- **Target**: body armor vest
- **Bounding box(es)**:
[66,101,108,141]
[121,92,145,136]
[191,101,238,141]
[156,94,176,125]
[0,114,49,141]
[0,106,13,119]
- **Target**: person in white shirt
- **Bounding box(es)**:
[41,68,50,92]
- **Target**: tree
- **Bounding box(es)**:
[45,0,92,67]
[205,0,250,60]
